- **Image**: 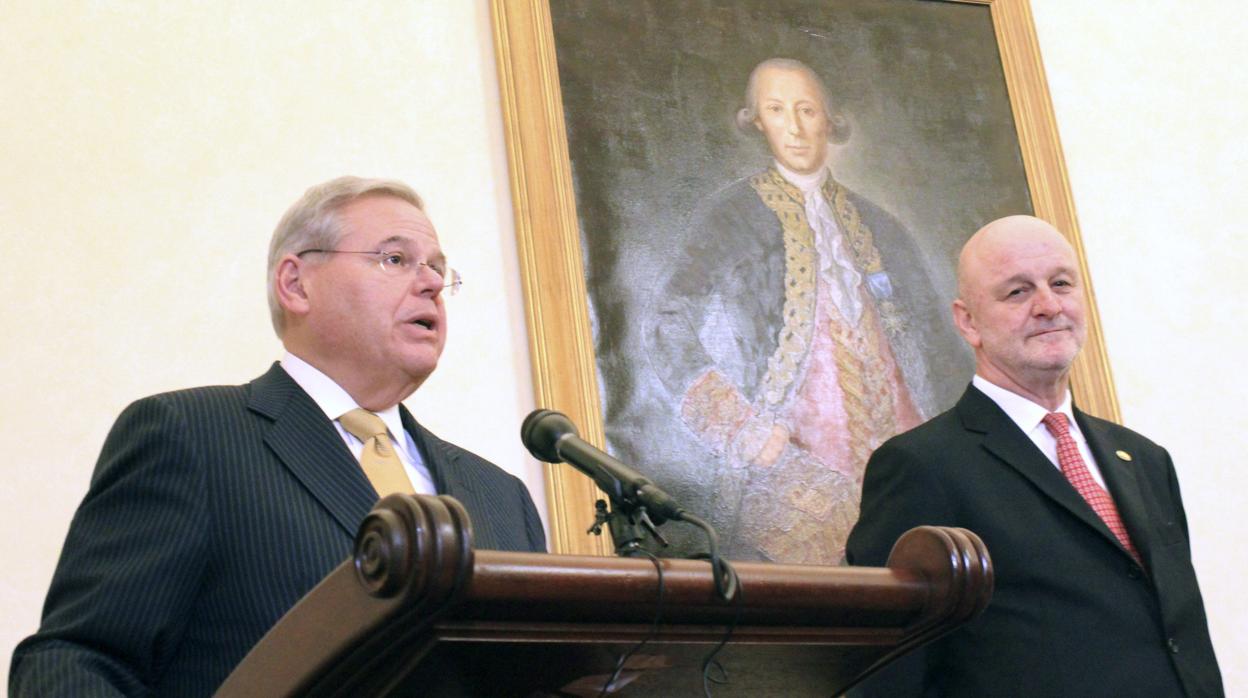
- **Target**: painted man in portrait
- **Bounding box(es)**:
[648,58,971,564]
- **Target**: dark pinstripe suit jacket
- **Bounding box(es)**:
[10,363,546,697]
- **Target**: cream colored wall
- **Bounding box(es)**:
[0,1,545,687]
[1,0,1242,692]
[1032,2,1247,690]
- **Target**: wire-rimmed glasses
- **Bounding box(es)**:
[296,248,462,295]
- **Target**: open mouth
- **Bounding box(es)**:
[411,319,433,330]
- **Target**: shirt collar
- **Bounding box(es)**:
[280,351,407,440]
[972,374,1077,436]
[773,157,830,192]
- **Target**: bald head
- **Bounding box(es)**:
[952,215,1087,409]
[957,215,1076,300]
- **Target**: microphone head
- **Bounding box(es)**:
[520,409,578,463]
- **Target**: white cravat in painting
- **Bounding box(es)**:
[775,159,865,326]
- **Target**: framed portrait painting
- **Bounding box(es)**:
[492,0,1118,558]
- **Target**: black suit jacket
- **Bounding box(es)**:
[10,364,545,697]
[846,385,1222,697]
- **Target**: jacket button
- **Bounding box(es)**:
[1167,638,1180,654]
[1127,564,1143,579]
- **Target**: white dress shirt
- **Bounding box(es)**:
[972,374,1107,489]
[280,352,437,495]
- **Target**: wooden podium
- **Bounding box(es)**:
[217,495,991,697]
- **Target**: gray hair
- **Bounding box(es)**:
[735,57,851,144]
[266,176,424,337]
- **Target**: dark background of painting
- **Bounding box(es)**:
[549,0,1033,555]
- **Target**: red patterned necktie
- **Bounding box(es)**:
[1041,413,1142,566]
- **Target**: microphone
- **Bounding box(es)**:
[521,409,685,524]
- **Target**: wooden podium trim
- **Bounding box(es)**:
[218,495,991,697]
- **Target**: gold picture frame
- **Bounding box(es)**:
[492,0,1118,556]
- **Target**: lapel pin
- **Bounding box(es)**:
[1115,450,1133,461]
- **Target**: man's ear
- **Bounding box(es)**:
[274,255,311,318]
[951,298,981,349]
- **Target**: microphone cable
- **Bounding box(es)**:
[598,548,666,698]
[595,512,743,698]
[681,512,743,697]
[680,512,737,602]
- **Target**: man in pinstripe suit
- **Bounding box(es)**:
[10,177,547,696]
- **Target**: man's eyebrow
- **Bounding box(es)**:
[377,235,410,247]
[990,274,1032,295]
[992,266,1077,291]
[377,235,446,263]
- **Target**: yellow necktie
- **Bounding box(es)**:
[339,408,414,497]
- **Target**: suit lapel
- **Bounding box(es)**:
[1075,410,1154,561]
[957,386,1126,553]
[248,363,378,537]
[400,406,475,502]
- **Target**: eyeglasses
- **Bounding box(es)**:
[296,249,462,295]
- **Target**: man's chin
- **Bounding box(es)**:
[780,159,820,175]
[1026,351,1078,373]
[404,361,438,382]
[1027,332,1082,355]
[394,346,441,382]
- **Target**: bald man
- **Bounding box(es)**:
[846,216,1222,696]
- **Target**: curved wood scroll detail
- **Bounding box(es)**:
[845,526,994,691]
[215,494,475,697]
[217,496,993,697]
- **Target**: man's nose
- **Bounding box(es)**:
[410,262,443,297]
[785,108,801,135]
[1032,287,1062,316]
